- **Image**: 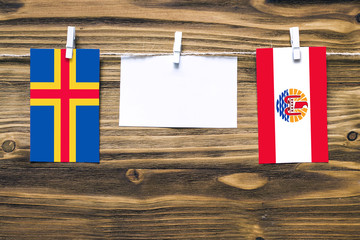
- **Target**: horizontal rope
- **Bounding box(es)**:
[0,51,359,58]
[102,51,257,56]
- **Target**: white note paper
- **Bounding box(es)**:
[119,56,237,128]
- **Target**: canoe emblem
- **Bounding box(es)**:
[276,88,308,123]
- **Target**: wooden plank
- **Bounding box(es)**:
[0,165,360,239]
[0,0,359,239]
[0,0,359,54]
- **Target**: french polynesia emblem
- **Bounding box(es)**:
[276,88,309,123]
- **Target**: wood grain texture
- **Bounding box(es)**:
[0,0,359,239]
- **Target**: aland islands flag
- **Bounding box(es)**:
[30,49,99,162]
[256,47,328,164]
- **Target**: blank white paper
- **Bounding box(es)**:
[119,56,237,128]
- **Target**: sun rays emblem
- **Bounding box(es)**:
[276,88,309,123]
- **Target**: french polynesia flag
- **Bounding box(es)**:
[256,47,328,164]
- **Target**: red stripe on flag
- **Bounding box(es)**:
[61,49,70,163]
[256,49,276,164]
[69,90,99,98]
[309,47,328,162]
[31,90,62,98]
[30,89,99,99]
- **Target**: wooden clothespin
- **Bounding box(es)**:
[290,27,301,61]
[66,26,75,59]
[173,31,182,64]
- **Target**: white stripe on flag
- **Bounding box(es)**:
[273,47,312,163]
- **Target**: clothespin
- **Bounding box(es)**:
[290,27,300,60]
[66,26,76,59]
[173,31,182,64]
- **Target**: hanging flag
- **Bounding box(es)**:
[30,49,100,162]
[256,47,328,164]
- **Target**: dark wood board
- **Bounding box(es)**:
[0,0,359,239]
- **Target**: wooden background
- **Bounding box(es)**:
[1,0,360,239]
